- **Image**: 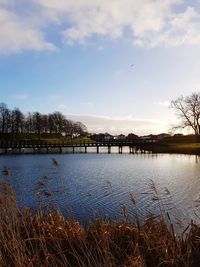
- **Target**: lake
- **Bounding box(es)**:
[0,151,200,225]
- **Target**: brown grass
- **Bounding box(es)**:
[0,181,199,267]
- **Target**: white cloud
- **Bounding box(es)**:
[145,6,200,47]
[34,0,200,47]
[1,0,200,53]
[0,7,55,54]
[12,94,28,100]
[66,113,168,135]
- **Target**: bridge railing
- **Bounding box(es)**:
[0,138,157,148]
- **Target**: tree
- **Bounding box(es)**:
[32,112,43,140]
[63,120,74,138]
[0,103,88,139]
[25,112,34,134]
[52,112,66,135]
[171,92,200,135]
[48,113,56,134]
[73,121,87,136]
[0,103,10,134]
[11,108,25,134]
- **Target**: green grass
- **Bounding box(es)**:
[65,136,94,144]
[160,142,200,148]
[45,136,94,145]
[144,141,200,154]
[0,133,94,144]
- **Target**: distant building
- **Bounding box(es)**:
[115,134,126,140]
[156,133,171,140]
[140,134,155,140]
[173,133,184,137]
[141,133,170,141]
[127,133,139,140]
[91,133,114,142]
[104,133,114,141]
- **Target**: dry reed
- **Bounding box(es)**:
[0,181,199,267]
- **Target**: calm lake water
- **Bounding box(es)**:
[1,151,200,225]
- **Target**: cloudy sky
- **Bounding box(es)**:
[0,0,200,135]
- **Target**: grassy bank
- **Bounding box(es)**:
[140,135,200,155]
[0,133,93,146]
[0,181,199,266]
[144,142,200,155]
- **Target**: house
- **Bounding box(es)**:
[141,133,170,141]
[91,133,114,142]
[140,134,155,140]
[104,133,114,141]
[115,134,126,140]
[156,133,171,140]
[173,133,184,137]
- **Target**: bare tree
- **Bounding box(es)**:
[25,112,34,134]
[41,114,49,134]
[63,120,74,138]
[171,92,200,135]
[52,112,66,135]
[0,103,9,134]
[32,112,43,140]
[73,121,87,137]
[0,103,88,139]
[11,108,25,134]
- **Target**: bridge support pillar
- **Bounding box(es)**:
[72,147,75,153]
[97,146,99,153]
[119,146,122,154]
[84,146,87,153]
[140,148,144,154]
[60,147,62,153]
[108,145,111,154]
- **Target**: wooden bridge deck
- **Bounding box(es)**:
[0,139,156,149]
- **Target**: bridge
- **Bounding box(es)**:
[0,139,157,154]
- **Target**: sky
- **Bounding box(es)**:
[0,0,200,135]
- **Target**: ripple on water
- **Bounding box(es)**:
[0,153,200,224]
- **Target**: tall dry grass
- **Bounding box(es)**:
[0,181,199,266]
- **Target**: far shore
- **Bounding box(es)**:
[143,142,200,155]
[1,133,200,155]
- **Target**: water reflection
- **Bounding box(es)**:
[195,154,200,164]
[0,153,200,224]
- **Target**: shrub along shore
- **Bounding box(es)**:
[0,181,199,267]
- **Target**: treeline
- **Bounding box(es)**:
[0,103,87,139]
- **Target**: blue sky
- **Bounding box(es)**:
[0,0,200,135]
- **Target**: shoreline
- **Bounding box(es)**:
[143,143,200,155]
